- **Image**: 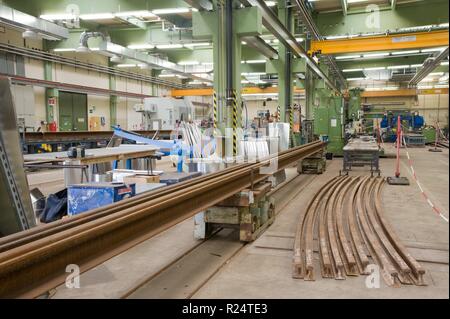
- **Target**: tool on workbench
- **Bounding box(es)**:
[387,116,410,186]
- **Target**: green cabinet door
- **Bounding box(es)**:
[58,92,88,132]
[59,91,73,132]
[72,93,88,131]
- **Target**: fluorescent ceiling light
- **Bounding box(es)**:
[392,50,420,55]
[335,55,360,60]
[429,72,445,76]
[418,85,433,89]
[152,8,190,15]
[115,10,157,18]
[242,72,266,76]
[347,77,366,81]
[347,0,369,3]
[156,44,183,49]
[435,84,449,88]
[242,93,278,97]
[241,41,247,45]
[40,13,76,20]
[241,80,251,84]
[343,68,363,72]
[178,61,199,66]
[53,48,76,52]
[116,64,137,68]
[439,23,449,28]
[79,13,115,20]
[325,35,348,40]
[364,67,386,71]
[411,64,423,68]
[363,52,390,58]
[387,65,410,69]
[441,61,449,66]
[159,73,176,77]
[246,60,266,64]
[183,42,211,48]
[265,1,277,6]
[127,44,155,50]
[421,47,447,53]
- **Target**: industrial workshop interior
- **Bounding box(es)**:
[0,0,449,306]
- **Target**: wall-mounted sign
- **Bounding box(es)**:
[48,97,57,106]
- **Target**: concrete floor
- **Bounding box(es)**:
[48,144,448,299]
[191,145,449,299]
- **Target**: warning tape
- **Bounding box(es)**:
[401,134,449,223]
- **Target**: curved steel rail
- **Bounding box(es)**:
[293,175,426,288]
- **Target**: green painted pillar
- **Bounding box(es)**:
[305,66,315,120]
[109,66,117,128]
[277,0,293,123]
[44,60,58,125]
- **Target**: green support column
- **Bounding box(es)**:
[305,66,315,120]
[109,66,117,128]
[277,0,293,124]
[44,60,58,126]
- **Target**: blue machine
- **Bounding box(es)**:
[380,113,424,130]
[380,112,425,142]
[112,127,189,172]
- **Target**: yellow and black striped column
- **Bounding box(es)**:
[213,91,218,129]
[232,90,238,156]
[277,105,281,122]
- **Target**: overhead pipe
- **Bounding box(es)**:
[77,31,111,52]
[0,4,69,40]
[409,47,449,86]
[292,0,347,89]
[243,0,340,94]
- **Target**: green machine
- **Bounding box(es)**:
[347,89,362,123]
[313,92,345,157]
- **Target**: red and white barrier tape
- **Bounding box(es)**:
[401,134,449,223]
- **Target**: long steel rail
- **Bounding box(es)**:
[293,175,426,287]
[0,141,324,298]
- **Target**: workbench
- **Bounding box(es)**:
[24,145,158,186]
[342,137,380,175]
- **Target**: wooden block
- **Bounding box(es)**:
[205,207,240,224]
[123,174,160,184]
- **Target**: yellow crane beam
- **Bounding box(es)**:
[361,88,448,97]
[310,30,449,55]
[171,87,305,97]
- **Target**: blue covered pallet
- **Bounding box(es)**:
[68,183,136,216]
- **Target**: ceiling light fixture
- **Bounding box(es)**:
[79,13,115,20]
[156,44,183,49]
[152,8,190,15]
[127,44,155,50]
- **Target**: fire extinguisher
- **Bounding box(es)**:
[48,121,57,132]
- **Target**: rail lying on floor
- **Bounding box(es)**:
[0,141,324,298]
[293,175,426,287]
